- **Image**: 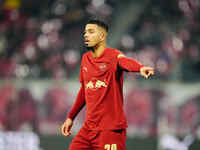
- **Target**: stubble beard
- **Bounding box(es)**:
[85,41,100,52]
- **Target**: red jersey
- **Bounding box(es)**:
[68,48,143,130]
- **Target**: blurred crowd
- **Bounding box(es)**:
[0,1,200,149]
[0,83,39,132]
[0,80,199,139]
[0,81,72,134]
[0,0,199,81]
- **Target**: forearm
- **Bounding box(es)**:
[118,56,143,72]
[68,85,85,120]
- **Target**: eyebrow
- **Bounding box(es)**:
[84,28,95,33]
[86,28,95,31]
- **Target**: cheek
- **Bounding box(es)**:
[92,34,101,43]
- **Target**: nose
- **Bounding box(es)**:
[84,33,87,39]
[84,32,88,38]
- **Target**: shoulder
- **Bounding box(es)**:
[107,48,124,58]
[83,51,91,57]
[81,51,90,60]
[80,52,90,67]
[107,48,121,54]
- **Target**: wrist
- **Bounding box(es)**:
[139,65,144,72]
[66,117,73,122]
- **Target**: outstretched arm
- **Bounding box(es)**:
[118,54,154,78]
[61,84,85,136]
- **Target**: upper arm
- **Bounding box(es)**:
[116,50,143,72]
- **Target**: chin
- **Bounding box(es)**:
[85,45,94,51]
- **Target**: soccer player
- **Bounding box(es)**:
[61,19,154,150]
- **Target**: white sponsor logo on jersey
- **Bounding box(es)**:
[86,79,107,89]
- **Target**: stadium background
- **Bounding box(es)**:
[0,0,200,150]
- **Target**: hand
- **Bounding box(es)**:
[140,66,154,79]
[61,118,73,136]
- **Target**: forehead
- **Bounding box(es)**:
[85,24,99,30]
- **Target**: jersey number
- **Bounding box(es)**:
[104,144,117,150]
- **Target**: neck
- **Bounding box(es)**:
[92,41,107,58]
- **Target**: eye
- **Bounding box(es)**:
[88,29,95,33]
[83,29,95,35]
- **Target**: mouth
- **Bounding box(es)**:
[84,40,89,44]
